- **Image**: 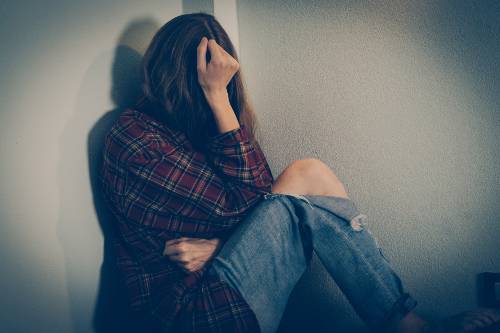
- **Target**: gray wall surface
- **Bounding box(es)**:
[236,1,500,332]
[0,1,181,332]
[0,1,498,332]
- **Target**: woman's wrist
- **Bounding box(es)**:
[204,89,230,110]
[204,89,240,133]
[209,238,223,258]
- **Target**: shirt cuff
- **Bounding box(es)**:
[207,124,251,149]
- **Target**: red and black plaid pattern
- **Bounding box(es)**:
[100,108,274,332]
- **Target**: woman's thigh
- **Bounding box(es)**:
[207,193,313,333]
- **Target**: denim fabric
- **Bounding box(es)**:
[207,192,417,333]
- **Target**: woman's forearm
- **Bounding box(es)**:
[205,89,240,134]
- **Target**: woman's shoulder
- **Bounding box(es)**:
[105,108,181,159]
[116,108,165,136]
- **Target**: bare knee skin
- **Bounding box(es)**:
[271,158,349,198]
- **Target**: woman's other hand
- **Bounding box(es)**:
[197,36,239,101]
[163,237,221,273]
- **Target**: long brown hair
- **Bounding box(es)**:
[134,12,258,151]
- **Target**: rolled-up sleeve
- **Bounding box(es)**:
[205,124,274,194]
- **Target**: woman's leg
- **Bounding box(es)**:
[274,192,420,332]
[268,159,427,332]
[207,188,314,333]
[207,158,419,332]
[264,159,500,333]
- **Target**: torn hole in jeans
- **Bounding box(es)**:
[350,214,390,263]
[350,213,367,231]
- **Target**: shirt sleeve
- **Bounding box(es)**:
[204,124,274,192]
[123,129,274,234]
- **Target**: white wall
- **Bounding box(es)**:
[236,1,500,332]
[0,1,182,332]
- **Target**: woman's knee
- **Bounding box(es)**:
[287,158,334,179]
[272,158,348,197]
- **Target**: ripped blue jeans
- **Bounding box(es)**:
[207,193,418,333]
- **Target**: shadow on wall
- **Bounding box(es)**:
[87,43,142,332]
[57,18,159,333]
[432,0,500,113]
[88,19,159,333]
[430,0,500,310]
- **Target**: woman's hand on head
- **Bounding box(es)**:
[163,236,221,273]
[197,36,239,100]
[196,36,241,133]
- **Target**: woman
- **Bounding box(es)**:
[100,13,500,333]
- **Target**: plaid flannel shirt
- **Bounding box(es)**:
[100,108,274,332]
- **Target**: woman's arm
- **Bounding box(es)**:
[198,37,274,191]
[204,123,274,193]
[197,36,240,134]
[125,136,272,232]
